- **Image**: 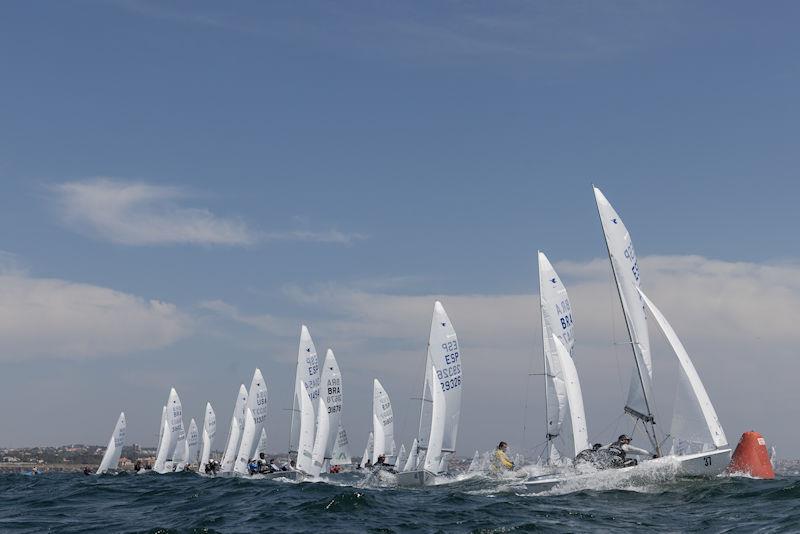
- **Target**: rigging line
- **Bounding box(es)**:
[589,412,625,445]
[608,265,626,406]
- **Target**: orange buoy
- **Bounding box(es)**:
[727,431,775,479]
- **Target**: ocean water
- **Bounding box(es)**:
[1,467,798,533]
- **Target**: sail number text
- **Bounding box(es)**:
[439,339,462,392]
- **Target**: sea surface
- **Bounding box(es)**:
[1,465,799,533]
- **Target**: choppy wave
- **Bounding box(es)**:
[1,470,798,533]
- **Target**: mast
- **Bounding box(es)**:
[592,186,661,455]
[538,251,555,462]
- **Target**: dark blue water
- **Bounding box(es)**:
[1,470,798,533]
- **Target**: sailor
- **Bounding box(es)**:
[256,453,269,473]
[247,458,259,475]
[375,454,386,466]
[83,466,92,476]
[574,443,603,465]
[134,459,143,472]
[493,441,514,471]
[364,458,373,469]
[269,459,280,472]
[607,434,654,467]
[204,459,220,475]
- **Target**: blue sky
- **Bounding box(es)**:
[1,1,799,457]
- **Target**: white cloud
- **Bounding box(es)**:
[51,178,366,247]
[0,272,191,360]
[52,178,257,246]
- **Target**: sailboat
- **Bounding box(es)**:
[289,325,321,461]
[309,349,343,477]
[198,402,216,473]
[359,432,374,469]
[96,412,126,475]
[220,384,248,474]
[592,186,730,474]
[330,424,352,469]
[154,388,185,474]
[395,443,407,472]
[176,418,199,471]
[396,301,462,486]
[234,369,268,475]
[372,379,395,464]
[538,251,589,463]
[402,438,418,472]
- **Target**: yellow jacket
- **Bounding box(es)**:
[494,449,514,470]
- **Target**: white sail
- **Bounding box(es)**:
[637,289,728,452]
[539,251,580,462]
[155,388,184,473]
[154,416,171,473]
[177,418,199,471]
[359,431,374,469]
[403,438,418,472]
[395,443,407,470]
[296,381,316,474]
[220,384,248,473]
[423,365,447,473]
[310,349,343,475]
[234,369,268,474]
[198,402,216,473]
[255,428,268,458]
[593,186,655,423]
[418,301,461,454]
[96,412,126,475]
[154,405,166,459]
[551,334,589,456]
[310,397,331,476]
[372,379,395,462]
[330,423,351,466]
[467,450,481,472]
[234,408,257,475]
[290,325,321,454]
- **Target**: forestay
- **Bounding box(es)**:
[290,325,320,455]
[417,301,461,454]
[199,402,216,473]
[220,384,248,473]
[637,288,728,453]
[96,412,126,475]
[372,379,395,463]
[593,186,655,423]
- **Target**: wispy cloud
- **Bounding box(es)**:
[50,178,365,246]
[0,271,191,361]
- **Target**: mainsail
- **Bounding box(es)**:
[359,432,374,469]
[593,186,659,452]
[637,288,728,453]
[538,251,588,461]
[199,402,216,473]
[290,325,320,455]
[176,418,199,471]
[417,301,462,456]
[372,379,395,463]
[403,438,418,472]
[96,412,126,475]
[395,443,407,470]
[155,388,184,473]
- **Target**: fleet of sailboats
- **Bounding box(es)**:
[94,185,730,489]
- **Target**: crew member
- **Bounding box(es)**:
[493,441,514,471]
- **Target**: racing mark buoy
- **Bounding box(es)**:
[727,431,775,479]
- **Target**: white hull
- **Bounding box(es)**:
[523,448,731,492]
[674,448,731,476]
[395,469,440,487]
